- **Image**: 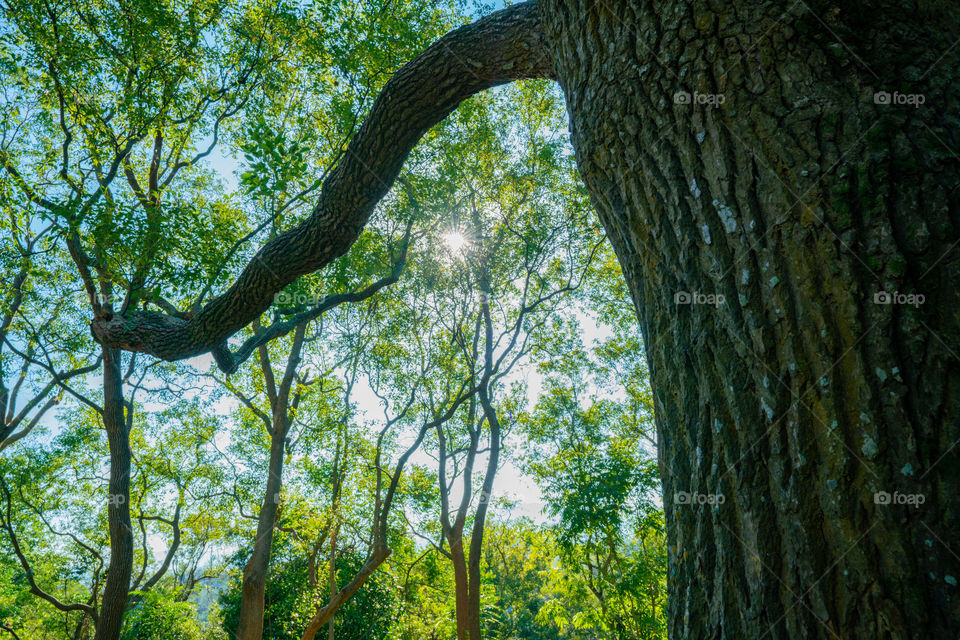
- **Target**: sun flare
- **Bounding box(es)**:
[442,230,469,255]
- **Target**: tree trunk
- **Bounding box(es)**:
[465,380,502,640]
[76,1,959,637]
[299,547,391,640]
[236,324,305,640]
[235,425,287,640]
[327,524,338,640]
[448,532,473,640]
[464,533,484,640]
[94,348,133,640]
[539,0,960,638]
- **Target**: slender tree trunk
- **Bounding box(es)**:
[446,460,497,640]
[540,0,960,638]
[327,524,338,640]
[465,383,502,640]
[464,527,486,640]
[236,323,305,640]
[299,547,391,640]
[235,422,287,640]
[448,532,472,640]
[94,348,133,640]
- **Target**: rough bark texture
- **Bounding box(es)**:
[539,0,960,638]
[89,1,553,368]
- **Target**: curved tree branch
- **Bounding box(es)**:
[225,221,413,373]
[0,479,97,619]
[89,1,552,370]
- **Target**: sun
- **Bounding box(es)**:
[442,230,469,255]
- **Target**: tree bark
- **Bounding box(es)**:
[443,397,501,640]
[449,533,472,640]
[539,0,960,637]
[463,310,503,640]
[327,524,337,640]
[93,348,133,640]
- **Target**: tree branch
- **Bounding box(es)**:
[224,224,412,374]
[0,479,97,619]
[90,1,552,368]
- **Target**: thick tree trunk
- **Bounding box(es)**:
[94,348,133,640]
[540,0,960,638]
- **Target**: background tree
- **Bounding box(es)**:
[0,388,227,640]
[363,77,603,640]
[0,212,100,453]
[214,107,418,640]
[0,1,298,635]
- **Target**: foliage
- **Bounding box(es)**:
[522,251,667,639]
[121,589,204,640]
[219,541,398,640]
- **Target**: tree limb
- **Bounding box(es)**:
[0,479,97,619]
[89,1,552,368]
